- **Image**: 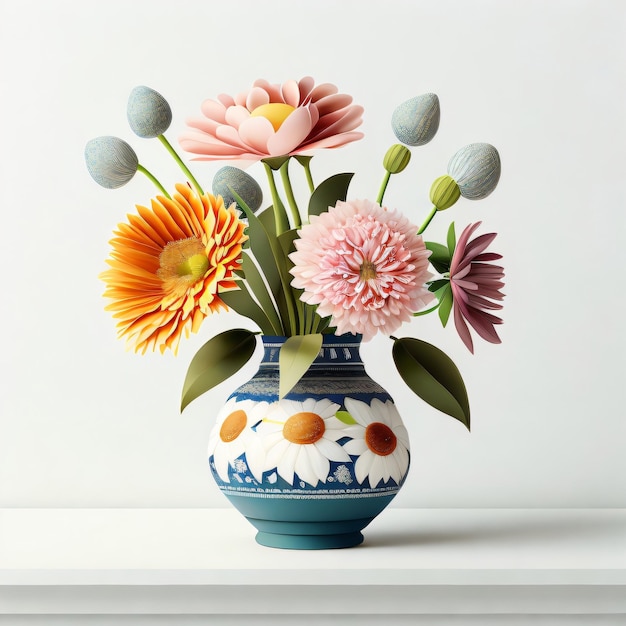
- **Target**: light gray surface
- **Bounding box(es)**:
[2,618,626,626]
[1,508,625,617]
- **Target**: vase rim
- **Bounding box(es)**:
[261,333,362,344]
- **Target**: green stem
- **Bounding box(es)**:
[302,159,315,193]
[417,206,438,235]
[279,160,301,228]
[376,171,391,205]
[304,304,315,335]
[310,309,321,334]
[413,301,442,317]
[157,135,204,196]
[263,162,290,234]
[137,164,170,198]
[295,291,305,335]
[276,265,298,336]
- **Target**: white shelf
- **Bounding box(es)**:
[1,508,625,621]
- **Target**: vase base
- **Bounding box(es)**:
[255,530,364,550]
[245,513,373,550]
[223,493,398,550]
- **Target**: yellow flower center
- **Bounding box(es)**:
[283,412,325,445]
[220,410,247,443]
[359,260,378,281]
[157,237,209,291]
[178,253,209,278]
[250,103,296,131]
[365,422,397,456]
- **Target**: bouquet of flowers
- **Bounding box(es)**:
[85,77,504,431]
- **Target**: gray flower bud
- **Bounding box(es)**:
[447,143,501,200]
[391,93,440,147]
[127,86,172,138]
[212,166,263,211]
[85,136,138,189]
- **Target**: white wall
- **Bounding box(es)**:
[1,0,624,508]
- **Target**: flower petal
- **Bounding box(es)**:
[246,87,270,111]
[342,438,368,456]
[224,105,251,130]
[303,445,330,484]
[200,99,228,122]
[237,116,275,153]
[275,442,299,485]
[367,455,385,488]
[354,452,372,484]
[281,79,301,107]
[267,106,314,156]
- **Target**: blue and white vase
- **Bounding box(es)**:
[208,334,410,549]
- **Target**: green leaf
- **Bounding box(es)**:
[231,190,295,333]
[233,193,282,295]
[308,173,354,218]
[279,333,323,398]
[257,205,277,237]
[392,337,470,430]
[447,222,456,257]
[437,283,453,327]
[277,229,305,330]
[335,410,357,425]
[240,253,283,335]
[278,228,299,257]
[181,329,258,412]
[425,241,451,274]
[428,279,449,293]
[219,283,278,336]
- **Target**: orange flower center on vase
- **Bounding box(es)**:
[365,422,397,456]
[250,103,296,131]
[283,412,325,445]
[219,410,247,443]
[359,260,378,281]
[157,237,209,292]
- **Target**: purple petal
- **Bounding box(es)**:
[453,303,475,353]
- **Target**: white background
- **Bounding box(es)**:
[0,0,624,509]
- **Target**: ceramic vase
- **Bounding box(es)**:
[208,334,410,549]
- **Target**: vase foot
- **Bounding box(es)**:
[224,494,398,550]
[255,530,364,550]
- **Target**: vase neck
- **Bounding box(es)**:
[260,335,363,367]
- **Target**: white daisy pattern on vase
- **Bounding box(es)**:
[208,398,268,483]
[259,398,352,487]
[342,398,410,488]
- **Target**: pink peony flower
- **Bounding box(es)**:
[290,199,434,341]
[179,77,364,162]
[450,222,505,353]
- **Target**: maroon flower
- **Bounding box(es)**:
[449,222,505,353]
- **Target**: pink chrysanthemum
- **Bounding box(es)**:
[179,76,364,162]
[290,199,434,340]
[450,222,505,353]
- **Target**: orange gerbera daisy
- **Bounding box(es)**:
[100,183,248,354]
